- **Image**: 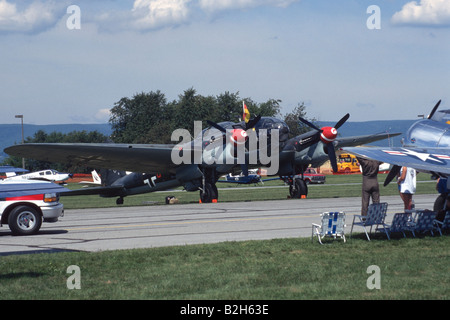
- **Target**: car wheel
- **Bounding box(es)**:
[8,205,42,236]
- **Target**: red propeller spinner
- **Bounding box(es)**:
[229,128,248,146]
[320,126,338,144]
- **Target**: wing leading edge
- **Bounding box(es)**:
[4,143,178,174]
[344,146,450,176]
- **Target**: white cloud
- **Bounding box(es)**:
[392,0,450,26]
[131,0,192,30]
[127,0,299,30]
[0,0,63,33]
[95,108,111,123]
[198,0,298,13]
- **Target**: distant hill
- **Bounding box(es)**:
[0,120,414,162]
[0,123,112,160]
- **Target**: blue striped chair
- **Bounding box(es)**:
[385,212,413,239]
[350,202,389,240]
[435,212,450,234]
[311,212,346,244]
[406,210,439,237]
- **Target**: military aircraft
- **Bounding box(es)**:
[4,109,398,204]
[65,169,180,205]
[344,100,450,187]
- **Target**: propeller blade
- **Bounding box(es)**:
[384,165,401,187]
[334,113,350,129]
[326,143,338,172]
[427,100,442,119]
[206,120,226,133]
[245,114,261,130]
[298,117,321,131]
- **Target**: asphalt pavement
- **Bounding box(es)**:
[0,194,437,255]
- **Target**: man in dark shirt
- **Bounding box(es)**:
[357,157,383,216]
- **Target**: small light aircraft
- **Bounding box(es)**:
[5,105,398,204]
[66,169,180,205]
[5,169,72,183]
[220,170,263,185]
[344,100,450,187]
[78,170,102,186]
[217,169,280,185]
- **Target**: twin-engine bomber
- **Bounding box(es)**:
[5,110,398,204]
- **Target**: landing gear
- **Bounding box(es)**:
[116,197,124,205]
[199,168,219,203]
[288,177,308,199]
[200,182,218,203]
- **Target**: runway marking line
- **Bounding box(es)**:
[62,208,406,233]
[64,214,324,232]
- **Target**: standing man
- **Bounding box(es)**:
[357,157,383,216]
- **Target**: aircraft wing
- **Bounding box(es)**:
[344,146,450,176]
[0,181,70,198]
[60,186,125,197]
[4,143,178,174]
[335,132,401,148]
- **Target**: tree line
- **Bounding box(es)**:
[3,88,312,172]
[110,88,311,143]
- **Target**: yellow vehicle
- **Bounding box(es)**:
[337,153,361,173]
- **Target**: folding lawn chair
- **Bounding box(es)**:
[350,202,388,241]
[435,211,450,234]
[382,212,412,239]
[406,210,440,237]
[311,211,346,244]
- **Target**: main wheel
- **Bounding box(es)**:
[200,183,215,203]
[289,178,308,198]
[8,205,42,236]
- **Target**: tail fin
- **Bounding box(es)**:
[91,170,101,184]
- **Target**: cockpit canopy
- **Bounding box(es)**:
[254,117,290,143]
[200,117,291,145]
[254,117,290,133]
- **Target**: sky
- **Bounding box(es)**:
[1,0,449,125]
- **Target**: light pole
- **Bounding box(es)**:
[15,114,24,169]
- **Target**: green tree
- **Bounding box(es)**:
[107,88,313,145]
[283,102,316,137]
[254,98,281,118]
[214,91,242,122]
[171,88,216,134]
[109,90,167,143]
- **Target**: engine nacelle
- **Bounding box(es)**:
[295,141,330,168]
[406,119,450,148]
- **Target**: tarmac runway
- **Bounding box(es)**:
[0,194,437,256]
